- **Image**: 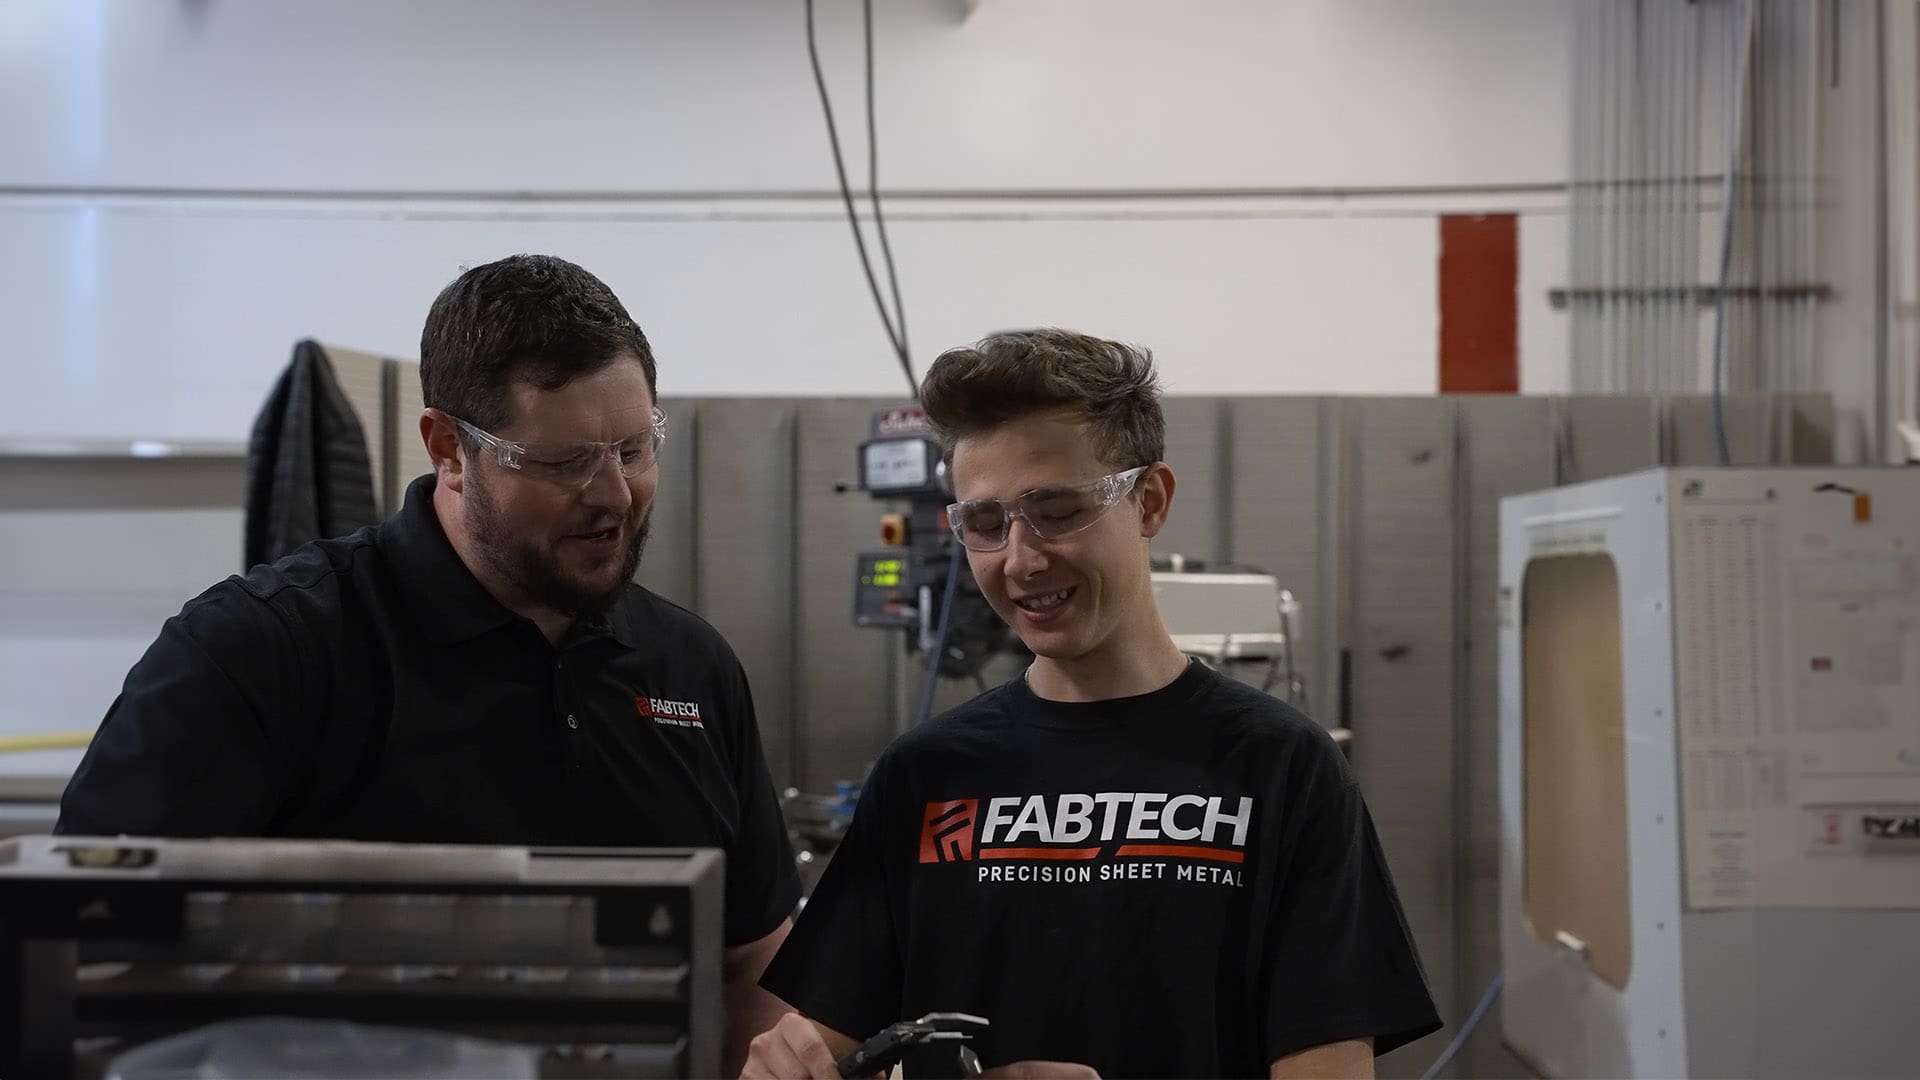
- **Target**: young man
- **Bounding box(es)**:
[749,330,1439,1078]
[56,255,799,1072]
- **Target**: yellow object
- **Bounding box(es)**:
[0,730,93,754]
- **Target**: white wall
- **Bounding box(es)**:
[0,0,1575,443]
[0,0,1571,192]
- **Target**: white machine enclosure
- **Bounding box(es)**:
[1498,467,1920,1079]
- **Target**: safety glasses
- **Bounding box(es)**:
[945,466,1150,552]
[448,409,667,490]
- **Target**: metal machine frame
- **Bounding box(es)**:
[0,836,725,1079]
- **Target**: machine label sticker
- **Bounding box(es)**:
[917,794,1252,887]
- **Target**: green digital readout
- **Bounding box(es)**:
[865,557,903,587]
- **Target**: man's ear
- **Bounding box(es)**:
[1137,462,1177,540]
[420,409,468,494]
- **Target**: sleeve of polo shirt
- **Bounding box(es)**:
[717,651,802,946]
[56,582,304,838]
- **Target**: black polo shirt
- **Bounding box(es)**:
[57,475,800,946]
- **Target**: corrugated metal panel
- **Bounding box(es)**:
[388,360,432,508]
[1153,397,1226,567]
[1346,396,1459,1067]
[1783,392,1836,463]
[793,399,899,791]
[1667,393,1773,465]
[1454,396,1554,1079]
[692,400,797,789]
[319,345,391,514]
[1560,395,1662,482]
[634,399,698,608]
[1225,397,1326,709]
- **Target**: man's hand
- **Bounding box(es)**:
[980,1065,1100,1079]
[741,1012,856,1079]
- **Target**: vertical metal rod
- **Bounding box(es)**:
[1661,3,1675,395]
[1594,2,1609,392]
[1684,1,1700,394]
[1625,5,1639,394]
[1875,0,1892,460]
[1799,0,1812,392]
[1571,2,1592,392]
[1788,0,1805,392]
[1313,397,1345,741]
[1776,0,1788,399]
[1445,399,1473,1080]
[1612,3,1628,390]
[779,407,804,790]
[1214,399,1234,567]
[1660,0,1677,395]
[1804,0,1823,394]
[1757,0,1773,400]
[684,405,704,609]
[1635,2,1651,393]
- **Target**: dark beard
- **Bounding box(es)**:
[467,473,650,619]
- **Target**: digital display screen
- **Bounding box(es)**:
[862,438,931,491]
[862,558,904,588]
[855,549,916,627]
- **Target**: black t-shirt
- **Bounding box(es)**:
[760,660,1440,1076]
[57,475,799,947]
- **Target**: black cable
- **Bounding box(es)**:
[864,0,911,373]
[1418,973,1504,1080]
[804,0,916,395]
[916,540,967,726]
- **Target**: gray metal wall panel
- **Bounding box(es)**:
[692,400,797,789]
[389,363,432,503]
[0,457,245,512]
[1453,396,1554,1079]
[1784,392,1837,463]
[1225,397,1327,710]
[634,399,699,608]
[1154,397,1227,566]
[1346,397,1458,1069]
[794,399,901,791]
[1561,396,1662,482]
[1667,393,1772,465]
[318,346,392,514]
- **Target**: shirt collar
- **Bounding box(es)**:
[380,474,637,650]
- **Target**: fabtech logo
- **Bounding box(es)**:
[635,696,704,729]
[918,793,1253,887]
[919,800,978,862]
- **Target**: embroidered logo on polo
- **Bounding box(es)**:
[917,793,1252,887]
[635,696,705,729]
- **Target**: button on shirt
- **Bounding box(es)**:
[58,475,800,946]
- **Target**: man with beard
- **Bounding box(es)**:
[56,255,801,1071]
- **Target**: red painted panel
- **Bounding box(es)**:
[1438,213,1519,394]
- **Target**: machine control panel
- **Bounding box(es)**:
[854,547,917,627]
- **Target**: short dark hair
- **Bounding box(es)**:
[419,254,657,431]
[918,328,1165,469]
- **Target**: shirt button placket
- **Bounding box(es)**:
[554,655,574,729]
